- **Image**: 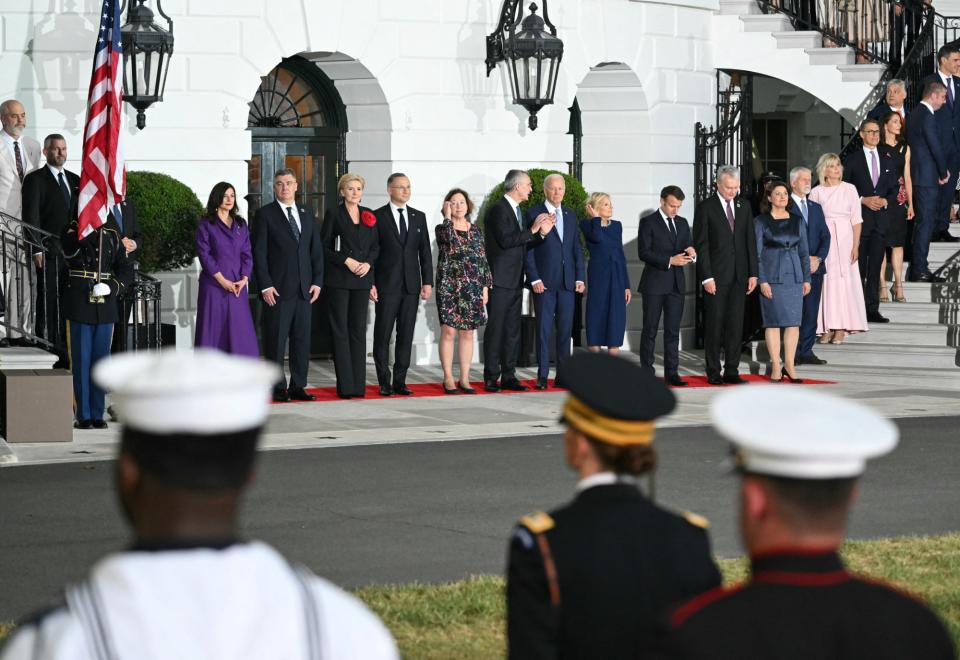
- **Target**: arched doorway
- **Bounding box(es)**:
[247,56,348,356]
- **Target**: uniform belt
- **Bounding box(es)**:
[69,270,112,280]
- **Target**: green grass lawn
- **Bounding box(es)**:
[3,533,958,659]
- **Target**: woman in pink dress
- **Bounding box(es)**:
[808,153,868,344]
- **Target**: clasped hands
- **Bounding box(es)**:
[531,213,556,237]
[262,284,321,306]
[345,257,371,278]
[861,196,887,212]
[216,273,249,298]
[669,247,697,267]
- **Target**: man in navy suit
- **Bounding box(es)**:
[843,118,899,323]
[867,79,909,125]
[525,173,585,389]
[921,44,960,243]
[252,169,324,402]
[908,81,950,283]
[788,167,831,365]
[637,186,696,386]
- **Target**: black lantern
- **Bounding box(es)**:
[120,0,174,129]
[486,1,563,131]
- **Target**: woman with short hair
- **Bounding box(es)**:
[580,192,631,354]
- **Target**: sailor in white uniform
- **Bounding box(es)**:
[0,349,399,660]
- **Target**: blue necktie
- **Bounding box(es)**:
[112,204,124,231]
[515,205,523,229]
[800,198,809,225]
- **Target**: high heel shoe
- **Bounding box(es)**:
[458,382,477,394]
[893,284,906,303]
[879,285,890,303]
[769,361,783,383]
[818,331,834,344]
[443,381,460,394]
[783,367,804,384]
[831,330,847,345]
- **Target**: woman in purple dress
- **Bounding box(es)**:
[194,182,260,358]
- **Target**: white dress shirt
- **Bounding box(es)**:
[389,202,407,235]
[660,209,678,269]
[277,199,301,233]
[702,193,738,285]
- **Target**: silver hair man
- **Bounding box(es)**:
[504,169,529,192]
[788,166,812,184]
[716,164,740,184]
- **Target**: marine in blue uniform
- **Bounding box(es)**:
[506,352,721,659]
[60,218,133,429]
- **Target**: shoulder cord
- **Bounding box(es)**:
[535,534,562,606]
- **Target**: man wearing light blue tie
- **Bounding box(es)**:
[524,173,585,390]
[788,167,830,365]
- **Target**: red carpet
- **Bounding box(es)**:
[273,374,836,404]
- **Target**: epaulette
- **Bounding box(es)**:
[518,511,555,534]
[683,511,710,529]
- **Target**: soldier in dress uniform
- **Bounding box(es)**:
[60,219,134,429]
[506,352,722,659]
[0,349,399,660]
[659,387,955,659]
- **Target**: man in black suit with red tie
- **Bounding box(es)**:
[370,173,433,397]
[252,168,324,402]
[693,165,758,386]
[638,185,696,387]
[22,133,78,364]
[482,169,550,392]
[843,118,898,323]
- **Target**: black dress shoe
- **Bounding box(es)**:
[73,419,92,430]
[393,385,413,396]
[457,383,477,394]
[666,376,688,387]
[784,370,804,384]
[723,374,747,385]
[288,388,316,401]
[795,353,827,365]
[866,312,890,323]
[91,420,108,429]
[706,375,725,386]
[272,389,290,403]
[935,232,960,242]
[501,380,529,391]
[909,272,946,283]
[443,384,460,394]
[534,378,548,390]
[337,393,353,399]
[378,385,393,396]
[484,381,501,393]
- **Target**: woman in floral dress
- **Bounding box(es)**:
[435,188,492,394]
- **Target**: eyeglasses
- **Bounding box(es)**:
[862,130,880,135]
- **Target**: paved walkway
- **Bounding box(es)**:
[3,349,959,466]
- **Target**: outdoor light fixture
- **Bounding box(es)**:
[120,0,174,129]
[486,1,564,131]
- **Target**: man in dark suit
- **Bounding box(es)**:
[637,185,696,386]
[842,119,898,323]
[866,79,909,125]
[788,167,831,365]
[252,168,324,402]
[908,81,951,282]
[506,352,721,658]
[524,173,584,390]
[921,44,960,243]
[22,133,78,364]
[107,196,143,353]
[483,169,550,392]
[370,173,433,396]
[693,165,758,386]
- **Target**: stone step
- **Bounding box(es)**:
[877,282,960,304]
[928,242,960,269]
[761,341,958,369]
[841,322,952,347]
[838,63,886,84]
[804,47,855,66]
[740,14,792,31]
[784,362,960,387]
[719,0,761,15]
[772,31,821,49]
[879,301,952,324]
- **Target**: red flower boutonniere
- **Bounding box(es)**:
[361,210,377,227]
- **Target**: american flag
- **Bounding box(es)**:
[77,0,125,238]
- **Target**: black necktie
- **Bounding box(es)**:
[13,141,24,182]
[398,207,408,243]
[667,216,677,245]
[58,172,70,207]
[286,206,301,241]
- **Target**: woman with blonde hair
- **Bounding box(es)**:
[808,154,868,345]
[580,192,631,353]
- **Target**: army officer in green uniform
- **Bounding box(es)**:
[61,217,133,429]
[506,352,722,659]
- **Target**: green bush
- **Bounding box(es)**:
[477,168,588,231]
[125,171,203,274]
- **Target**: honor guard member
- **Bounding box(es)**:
[506,352,722,659]
[660,387,955,660]
[60,219,134,429]
[0,350,399,660]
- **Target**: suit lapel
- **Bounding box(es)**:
[385,207,401,244]
[274,200,299,243]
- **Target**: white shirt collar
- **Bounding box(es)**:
[941,71,953,84]
[658,208,674,224]
[791,193,806,206]
[1,131,19,149]
[503,194,520,213]
[575,471,637,493]
[890,105,904,114]
[863,145,878,157]
[389,201,406,214]
[921,100,935,113]
[717,192,734,207]
[47,164,64,178]
[545,201,560,215]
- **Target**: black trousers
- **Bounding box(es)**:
[484,285,522,384]
[702,280,747,378]
[35,258,68,365]
[641,290,684,378]
[262,294,312,394]
[327,287,369,397]
[858,215,887,315]
[373,291,418,387]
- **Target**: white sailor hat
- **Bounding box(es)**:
[93,349,280,434]
[710,387,898,479]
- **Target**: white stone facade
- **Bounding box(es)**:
[3,0,873,362]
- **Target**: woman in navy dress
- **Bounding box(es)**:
[580,192,631,353]
[755,180,811,383]
[194,182,259,358]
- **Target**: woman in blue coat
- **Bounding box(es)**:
[756,180,811,383]
[580,192,631,353]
